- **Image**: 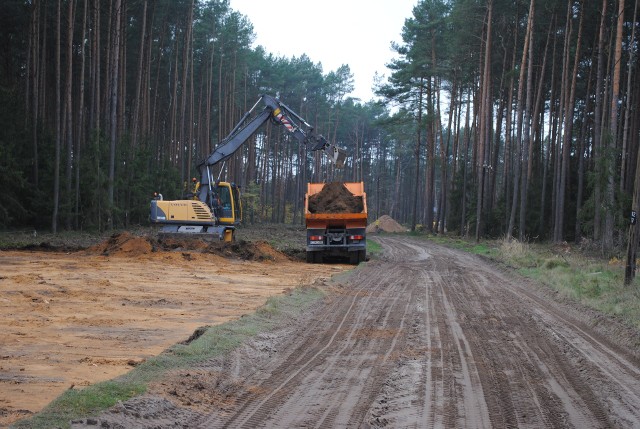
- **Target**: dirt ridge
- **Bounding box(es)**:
[85,231,289,262]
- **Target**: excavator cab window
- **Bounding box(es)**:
[217,184,233,219]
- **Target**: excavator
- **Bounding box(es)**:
[150,94,346,241]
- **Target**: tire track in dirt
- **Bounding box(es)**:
[367,236,640,428]
[71,235,640,428]
[198,252,414,428]
[445,245,640,427]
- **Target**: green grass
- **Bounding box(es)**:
[367,239,383,257]
[427,234,499,257]
[12,285,326,429]
[14,382,146,429]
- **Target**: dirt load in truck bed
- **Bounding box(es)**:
[307,182,364,214]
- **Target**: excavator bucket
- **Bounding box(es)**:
[329,145,347,168]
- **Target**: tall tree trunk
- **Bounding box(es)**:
[460,92,471,236]
[503,23,518,228]
[30,0,40,189]
[91,0,100,133]
[64,0,76,230]
[621,0,639,193]
[412,78,423,231]
[489,54,505,214]
[527,16,552,238]
[508,0,532,239]
[38,2,47,126]
[518,0,535,241]
[575,39,595,243]
[625,129,640,284]
[476,0,492,241]
[131,0,147,149]
[108,0,122,230]
[432,26,448,234]
[75,0,88,229]
[604,0,625,252]
[179,0,194,183]
[425,79,436,232]
[52,0,62,234]
[540,29,557,237]
[593,0,608,241]
[443,72,458,233]
[187,10,195,182]
[556,0,583,243]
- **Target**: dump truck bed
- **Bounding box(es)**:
[304,182,367,221]
[304,182,368,264]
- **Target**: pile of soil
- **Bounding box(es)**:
[366,215,407,233]
[11,242,84,252]
[202,240,289,262]
[86,231,153,256]
[86,232,288,262]
[308,182,364,214]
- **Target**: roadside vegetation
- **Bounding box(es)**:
[424,233,640,330]
[366,239,383,258]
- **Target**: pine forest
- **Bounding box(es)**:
[1,0,639,257]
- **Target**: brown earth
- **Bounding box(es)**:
[366,214,407,233]
[307,182,364,214]
[69,235,640,429]
[0,231,348,427]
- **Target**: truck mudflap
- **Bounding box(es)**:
[306,227,367,264]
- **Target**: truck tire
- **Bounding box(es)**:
[306,251,321,263]
[350,250,366,265]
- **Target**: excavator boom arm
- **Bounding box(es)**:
[197,94,346,204]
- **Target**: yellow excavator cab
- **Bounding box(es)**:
[150,182,242,241]
[215,182,242,226]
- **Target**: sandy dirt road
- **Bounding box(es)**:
[0,235,348,427]
[70,235,640,428]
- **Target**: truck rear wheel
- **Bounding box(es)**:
[350,250,366,265]
[306,251,322,263]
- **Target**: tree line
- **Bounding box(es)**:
[380,0,639,254]
[0,0,368,232]
[0,0,639,259]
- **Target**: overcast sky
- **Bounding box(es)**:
[228,0,418,102]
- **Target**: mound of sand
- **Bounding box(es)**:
[308,182,364,214]
[87,232,153,256]
[86,232,289,262]
[366,215,407,233]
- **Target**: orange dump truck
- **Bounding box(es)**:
[304,182,367,264]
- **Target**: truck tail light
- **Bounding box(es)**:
[309,235,323,241]
[349,235,364,241]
